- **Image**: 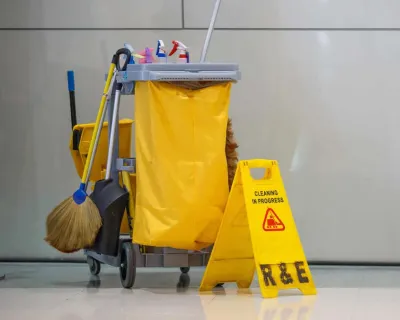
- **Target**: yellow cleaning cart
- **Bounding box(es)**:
[73,0,241,289]
[71,62,240,289]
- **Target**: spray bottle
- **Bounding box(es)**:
[156,40,167,63]
[123,43,144,64]
[169,40,189,63]
[138,47,156,64]
[122,43,144,94]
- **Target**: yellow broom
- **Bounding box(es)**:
[45,52,123,253]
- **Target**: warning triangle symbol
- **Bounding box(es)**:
[263,208,285,231]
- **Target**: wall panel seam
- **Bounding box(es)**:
[181,0,185,28]
[2,27,400,31]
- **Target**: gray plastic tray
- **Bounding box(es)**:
[117,63,241,83]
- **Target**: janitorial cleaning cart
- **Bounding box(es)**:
[48,0,241,289]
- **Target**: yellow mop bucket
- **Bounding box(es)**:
[133,81,232,250]
[69,119,134,182]
[69,119,134,234]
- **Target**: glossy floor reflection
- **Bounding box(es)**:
[1,263,400,319]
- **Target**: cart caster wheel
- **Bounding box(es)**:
[177,273,190,292]
[120,242,136,289]
[87,256,101,276]
[180,267,190,274]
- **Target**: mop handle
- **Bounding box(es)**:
[67,70,77,130]
[200,0,222,63]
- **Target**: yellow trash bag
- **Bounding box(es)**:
[133,81,232,250]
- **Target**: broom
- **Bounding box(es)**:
[45,55,120,253]
[226,118,239,189]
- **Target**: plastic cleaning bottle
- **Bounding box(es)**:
[124,43,136,64]
[169,40,189,63]
[122,43,144,94]
[156,40,167,63]
[123,43,144,63]
[138,47,156,64]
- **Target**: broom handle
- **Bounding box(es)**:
[200,0,222,63]
[83,71,116,187]
[80,61,117,186]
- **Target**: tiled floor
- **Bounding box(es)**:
[1,263,400,319]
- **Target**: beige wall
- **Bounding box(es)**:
[1,0,400,262]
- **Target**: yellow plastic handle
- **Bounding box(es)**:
[80,62,116,184]
[241,159,279,182]
[242,159,278,169]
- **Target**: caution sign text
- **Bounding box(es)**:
[252,189,285,205]
[200,159,317,298]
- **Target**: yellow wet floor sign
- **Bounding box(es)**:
[200,160,317,298]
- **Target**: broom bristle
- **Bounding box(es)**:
[45,196,102,253]
[226,118,239,189]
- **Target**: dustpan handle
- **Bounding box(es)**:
[115,48,131,79]
[83,48,129,187]
[200,0,222,63]
[105,48,131,180]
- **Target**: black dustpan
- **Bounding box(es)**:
[90,179,128,256]
[90,48,131,257]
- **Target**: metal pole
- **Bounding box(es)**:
[107,82,119,182]
[106,89,121,180]
[200,0,222,63]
